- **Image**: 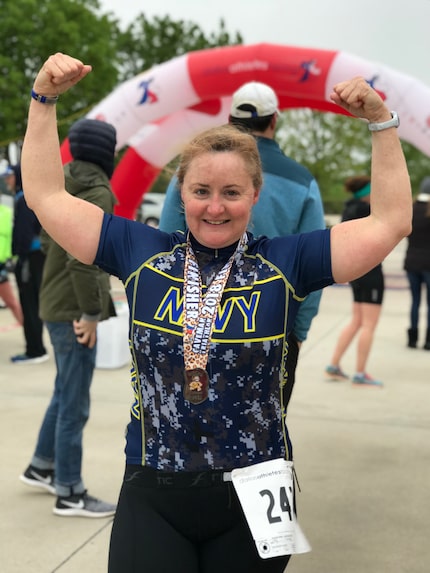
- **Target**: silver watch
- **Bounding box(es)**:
[368,111,400,132]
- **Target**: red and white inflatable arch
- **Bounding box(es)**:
[60,43,430,219]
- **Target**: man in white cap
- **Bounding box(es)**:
[159,81,326,409]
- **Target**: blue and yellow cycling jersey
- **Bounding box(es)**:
[95,215,333,472]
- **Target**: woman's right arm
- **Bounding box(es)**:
[21,53,101,265]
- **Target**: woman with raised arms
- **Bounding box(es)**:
[21,53,411,573]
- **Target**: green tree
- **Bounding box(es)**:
[0,1,242,163]
[276,109,371,212]
[4,0,426,207]
[275,108,430,212]
[401,142,430,194]
[115,14,242,81]
[0,0,121,147]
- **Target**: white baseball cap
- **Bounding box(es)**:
[230,81,279,119]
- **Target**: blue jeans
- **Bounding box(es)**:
[406,270,430,330]
[32,321,96,497]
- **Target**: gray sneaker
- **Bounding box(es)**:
[20,464,56,495]
[53,491,116,518]
[325,364,349,381]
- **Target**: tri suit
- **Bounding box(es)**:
[95,214,333,572]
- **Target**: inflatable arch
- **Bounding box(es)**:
[60,43,430,219]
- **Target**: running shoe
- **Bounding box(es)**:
[19,464,56,494]
[325,365,349,381]
[352,373,383,387]
[53,491,116,518]
[10,353,49,364]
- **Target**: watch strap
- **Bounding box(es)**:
[368,111,399,132]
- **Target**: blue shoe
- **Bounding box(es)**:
[352,373,383,387]
[325,365,349,381]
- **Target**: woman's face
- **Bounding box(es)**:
[181,152,260,249]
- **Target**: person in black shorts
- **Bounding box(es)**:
[325,175,385,386]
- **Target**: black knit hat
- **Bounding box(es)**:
[69,119,117,179]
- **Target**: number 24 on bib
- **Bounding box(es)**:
[231,458,311,559]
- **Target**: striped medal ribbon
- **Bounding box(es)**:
[182,233,247,404]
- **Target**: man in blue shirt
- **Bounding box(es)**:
[159,81,326,409]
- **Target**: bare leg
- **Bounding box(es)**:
[355,303,382,372]
[330,302,362,366]
[0,281,24,325]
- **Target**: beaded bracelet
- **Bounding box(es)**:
[31,89,59,105]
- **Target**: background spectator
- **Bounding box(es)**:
[159,81,326,410]
[403,176,430,349]
[6,163,47,364]
[325,175,385,386]
[0,171,23,326]
[20,119,118,518]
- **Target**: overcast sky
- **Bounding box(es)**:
[99,0,430,86]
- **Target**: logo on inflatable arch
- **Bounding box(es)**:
[366,75,387,100]
[299,59,322,82]
[138,78,158,106]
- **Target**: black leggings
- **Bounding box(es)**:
[108,465,290,573]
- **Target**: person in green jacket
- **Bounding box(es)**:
[20,119,118,518]
[0,177,23,325]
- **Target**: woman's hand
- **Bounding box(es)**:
[33,52,92,97]
[330,76,391,124]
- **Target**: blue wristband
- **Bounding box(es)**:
[31,89,59,105]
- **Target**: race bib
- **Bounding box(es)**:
[231,458,311,559]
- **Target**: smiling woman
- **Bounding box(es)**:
[21,52,411,573]
[178,125,262,249]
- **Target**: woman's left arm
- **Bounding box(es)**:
[329,77,412,284]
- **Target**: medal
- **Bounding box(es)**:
[183,368,209,405]
[182,233,248,406]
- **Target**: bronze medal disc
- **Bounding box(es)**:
[183,368,209,405]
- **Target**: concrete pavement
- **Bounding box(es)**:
[1,238,429,573]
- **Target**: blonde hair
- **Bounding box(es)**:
[177,124,262,190]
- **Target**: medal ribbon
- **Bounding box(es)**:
[183,233,247,372]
